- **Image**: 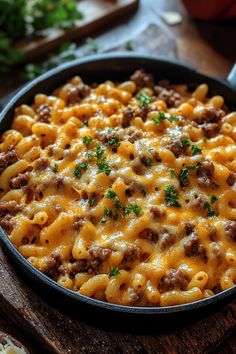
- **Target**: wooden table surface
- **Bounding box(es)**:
[0,0,236,353]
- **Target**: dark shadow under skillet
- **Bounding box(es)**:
[0,53,236,325]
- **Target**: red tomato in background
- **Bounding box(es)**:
[182,0,236,20]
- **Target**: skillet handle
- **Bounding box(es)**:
[227,63,236,90]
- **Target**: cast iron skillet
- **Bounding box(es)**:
[0,53,236,319]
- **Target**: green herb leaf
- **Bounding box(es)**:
[108,267,120,278]
[52,163,59,173]
[105,189,117,200]
[74,165,81,178]
[74,161,87,178]
[125,41,133,51]
[93,146,105,159]
[169,168,175,177]
[204,202,218,217]
[106,136,121,148]
[178,165,195,187]
[164,185,181,207]
[191,145,202,155]
[152,111,166,125]
[88,198,95,206]
[97,161,111,176]
[168,114,179,122]
[83,136,93,147]
[100,217,107,224]
[178,139,191,149]
[136,92,151,108]
[104,207,113,217]
[123,204,142,217]
[83,120,89,127]
[210,195,217,204]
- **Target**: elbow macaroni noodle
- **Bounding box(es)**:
[0,71,236,307]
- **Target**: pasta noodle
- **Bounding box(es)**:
[0,69,236,307]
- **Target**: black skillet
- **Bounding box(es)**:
[0,53,236,322]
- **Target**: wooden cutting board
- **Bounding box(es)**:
[14,0,139,61]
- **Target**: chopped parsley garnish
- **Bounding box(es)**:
[105,189,117,200]
[100,216,107,224]
[144,157,153,167]
[204,202,218,217]
[106,136,121,148]
[136,92,151,107]
[168,114,179,122]
[152,111,180,126]
[178,165,195,187]
[52,163,59,173]
[88,198,95,206]
[123,204,142,217]
[93,146,105,159]
[204,195,218,217]
[78,162,88,170]
[164,185,181,207]
[74,161,88,178]
[191,145,202,155]
[169,168,176,177]
[83,136,93,147]
[108,267,120,278]
[83,120,89,126]
[104,207,113,217]
[178,139,191,149]
[97,161,111,176]
[211,195,217,204]
[115,200,122,210]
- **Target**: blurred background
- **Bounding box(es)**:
[0,0,235,103]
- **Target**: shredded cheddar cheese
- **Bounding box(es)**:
[0,70,236,307]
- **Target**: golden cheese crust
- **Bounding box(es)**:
[0,70,236,307]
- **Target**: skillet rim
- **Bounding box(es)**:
[0,52,236,315]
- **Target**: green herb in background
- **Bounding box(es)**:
[164,185,181,207]
[136,92,151,108]
[0,0,83,73]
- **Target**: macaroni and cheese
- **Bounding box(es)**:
[0,70,236,306]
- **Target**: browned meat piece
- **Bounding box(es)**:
[23,186,34,204]
[150,206,166,219]
[34,157,49,170]
[159,231,176,250]
[155,86,182,108]
[125,127,143,143]
[87,245,112,273]
[227,172,236,186]
[70,259,88,274]
[0,200,23,218]
[10,172,30,189]
[122,244,141,264]
[186,193,205,211]
[0,214,14,232]
[196,160,215,188]
[0,147,17,174]
[132,158,146,175]
[158,268,189,293]
[125,180,146,197]
[184,222,195,235]
[152,151,162,162]
[36,104,51,123]
[67,83,91,104]
[224,221,236,242]
[130,69,155,90]
[122,107,135,127]
[138,228,158,242]
[167,138,189,158]
[73,216,85,231]
[184,234,207,262]
[201,123,219,138]
[195,107,223,124]
[135,106,149,121]
[208,226,217,241]
[41,251,65,280]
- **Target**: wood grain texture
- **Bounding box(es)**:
[14,0,139,60]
